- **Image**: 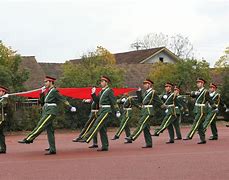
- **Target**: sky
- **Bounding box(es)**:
[0,0,228,66]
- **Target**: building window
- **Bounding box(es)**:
[159,57,164,62]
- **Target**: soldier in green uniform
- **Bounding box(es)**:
[18,76,76,155]
[173,86,189,140]
[0,86,9,154]
[125,79,162,148]
[111,93,140,143]
[72,99,98,148]
[153,82,177,144]
[183,78,214,144]
[203,83,221,140]
[79,76,120,151]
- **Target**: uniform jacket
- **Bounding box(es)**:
[190,88,214,114]
[92,86,119,114]
[136,88,162,116]
[0,98,7,128]
[175,95,188,115]
[40,87,70,116]
[117,95,140,116]
[161,92,177,115]
[206,91,221,113]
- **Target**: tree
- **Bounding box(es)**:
[0,41,29,91]
[59,46,125,88]
[214,47,229,68]
[148,59,211,92]
[131,33,169,50]
[130,33,194,59]
[214,47,229,107]
[169,34,194,59]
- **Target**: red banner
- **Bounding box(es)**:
[16,87,137,99]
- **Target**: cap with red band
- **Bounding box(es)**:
[174,86,181,91]
[0,86,8,92]
[196,78,206,84]
[143,79,154,85]
[44,76,56,82]
[210,83,217,89]
[101,76,111,83]
[165,82,173,87]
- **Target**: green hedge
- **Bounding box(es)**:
[4,98,227,132]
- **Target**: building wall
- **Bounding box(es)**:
[143,51,176,64]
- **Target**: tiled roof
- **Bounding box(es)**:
[114,47,165,64]
[69,47,179,64]
[20,56,46,89]
[20,50,222,89]
[39,62,63,79]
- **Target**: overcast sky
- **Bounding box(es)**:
[0,0,228,66]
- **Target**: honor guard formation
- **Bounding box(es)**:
[0,75,228,155]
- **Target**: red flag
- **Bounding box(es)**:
[15,87,137,99]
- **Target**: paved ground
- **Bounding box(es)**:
[1,124,229,180]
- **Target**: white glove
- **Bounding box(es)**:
[137,87,142,91]
[83,99,91,103]
[121,98,126,103]
[41,86,46,93]
[116,111,121,118]
[225,108,229,112]
[91,87,96,94]
[2,94,9,98]
[71,107,76,112]
[209,92,214,97]
[163,95,168,99]
[213,108,219,113]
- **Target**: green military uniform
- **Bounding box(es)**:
[0,98,7,153]
[20,87,72,153]
[185,87,213,142]
[113,95,139,141]
[73,100,98,146]
[173,95,188,139]
[203,91,221,140]
[154,92,177,143]
[127,88,162,147]
[82,86,119,150]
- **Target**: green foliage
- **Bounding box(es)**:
[214,47,229,68]
[0,41,29,91]
[214,47,229,107]
[148,59,211,92]
[221,72,229,107]
[59,46,124,87]
[8,105,40,131]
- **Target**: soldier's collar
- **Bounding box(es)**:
[146,88,152,93]
[167,91,172,95]
[210,91,216,97]
[102,86,109,90]
[48,86,55,90]
[198,87,204,92]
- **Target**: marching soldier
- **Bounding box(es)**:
[153,82,177,144]
[79,76,121,151]
[111,93,140,143]
[72,99,98,148]
[183,78,214,144]
[125,79,162,148]
[173,85,189,140]
[203,83,221,140]
[18,76,76,155]
[0,86,9,154]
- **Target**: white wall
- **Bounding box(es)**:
[143,51,177,64]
